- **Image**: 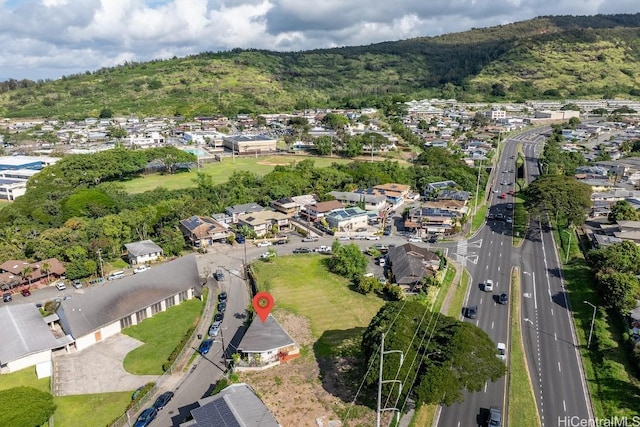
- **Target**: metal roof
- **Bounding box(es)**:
[124,239,163,257]
[237,314,295,353]
[56,254,201,339]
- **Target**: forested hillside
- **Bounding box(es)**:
[1,13,639,118]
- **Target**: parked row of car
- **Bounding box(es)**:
[133,391,175,427]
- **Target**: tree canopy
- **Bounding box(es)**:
[361,301,505,407]
[523,174,591,226]
[608,200,639,223]
[328,242,369,279]
[0,387,56,427]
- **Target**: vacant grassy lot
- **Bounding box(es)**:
[122,297,204,375]
[53,392,131,427]
[251,255,385,356]
[0,368,50,393]
[121,155,353,193]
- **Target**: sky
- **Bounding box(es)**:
[1,0,639,81]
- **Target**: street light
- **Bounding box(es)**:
[562,228,573,263]
[584,300,597,349]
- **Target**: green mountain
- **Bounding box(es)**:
[1,13,640,118]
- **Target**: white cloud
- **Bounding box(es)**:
[0,0,638,80]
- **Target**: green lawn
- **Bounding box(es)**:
[251,255,385,357]
[121,155,353,193]
[0,368,50,393]
[122,297,204,375]
[53,392,132,427]
[447,269,470,318]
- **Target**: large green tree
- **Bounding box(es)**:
[608,200,639,223]
[328,242,369,279]
[595,269,639,313]
[0,387,56,427]
[523,175,591,226]
[362,301,505,407]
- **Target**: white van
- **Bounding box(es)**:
[107,271,125,281]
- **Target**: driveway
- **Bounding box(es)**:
[53,333,158,396]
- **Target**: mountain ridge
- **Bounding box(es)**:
[1,13,639,118]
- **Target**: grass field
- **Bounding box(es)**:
[251,255,385,357]
[0,368,50,393]
[447,269,470,319]
[53,392,132,427]
[122,297,204,375]
[121,155,354,193]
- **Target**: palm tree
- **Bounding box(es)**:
[20,266,33,287]
[41,261,51,283]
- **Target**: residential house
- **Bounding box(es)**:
[237,210,290,237]
[225,203,265,223]
[124,240,164,265]
[387,243,440,292]
[56,255,201,352]
[325,207,369,232]
[328,191,387,212]
[179,215,230,248]
[270,197,300,216]
[180,383,279,427]
[302,199,344,222]
[371,183,411,210]
[404,207,459,235]
[0,258,65,290]
[423,199,469,216]
[436,189,471,201]
[235,314,299,371]
[424,180,458,197]
[612,220,640,244]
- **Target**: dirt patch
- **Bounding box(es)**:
[238,311,377,427]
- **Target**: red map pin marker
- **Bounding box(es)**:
[252,291,274,323]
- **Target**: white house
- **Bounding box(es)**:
[124,240,164,265]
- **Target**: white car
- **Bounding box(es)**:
[484,279,494,292]
[260,252,275,259]
[55,281,66,291]
[497,342,506,361]
[366,235,380,240]
[133,265,150,274]
[257,240,272,247]
[408,237,422,243]
[338,236,351,241]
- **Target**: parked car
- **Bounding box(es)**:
[302,236,319,242]
[2,292,12,302]
[131,386,145,401]
[153,391,174,411]
[337,236,351,241]
[235,234,245,244]
[496,343,506,361]
[498,293,508,305]
[466,305,478,319]
[209,322,221,337]
[484,280,494,292]
[213,312,224,324]
[378,257,386,267]
[293,247,311,254]
[257,240,272,247]
[498,193,506,199]
[217,301,227,313]
[408,237,422,243]
[55,281,67,291]
[199,339,213,355]
[20,288,30,297]
[366,235,380,240]
[352,235,367,240]
[72,279,83,289]
[214,269,225,281]
[133,265,150,274]
[273,239,288,245]
[261,251,275,259]
[488,406,502,426]
[134,407,158,427]
[218,292,227,303]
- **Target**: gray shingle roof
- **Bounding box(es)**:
[388,243,438,285]
[56,254,201,339]
[124,239,163,257]
[186,383,279,427]
[0,303,73,365]
[238,314,295,353]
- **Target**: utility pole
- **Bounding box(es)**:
[376,333,404,427]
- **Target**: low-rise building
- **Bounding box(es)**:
[325,207,369,232]
[179,215,230,248]
[124,240,164,265]
[237,210,290,237]
[235,314,299,371]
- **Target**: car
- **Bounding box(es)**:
[315,245,332,254]
[2,292,12,302]
[498,293,508,304]
[235,234,245,244]
[72,279,82,289]
[366,235,380,240]
[133,265,150,274]
[20,288,31,297]
[213,312,224,324]
[153,391,174,411]
[55,281,67,291]
[496,343,506,361]
[466,305,478,319]
[506,217,513,224]
[356,227,368,232]
[214,269,225,281]
[378,257,386,267]
[302,236,319,242]
[218,291,227,303]
[199,339,213,355]
[510,155,515,159]
[257,240,272,247]
[488,406,502,426]
[495,213,504,221]
[134,407,158,427]
[209,322,221,337]
[492,189,499,193]
[484,280,494,292]
[352,235,367,240]
[427,236,438,243]
[486,213,495,220]
[217,301,227,313]
[338,236,351,241]
[131,386,145,401]
[501,181,507,185]
[273,239,288,245]
[498,193,506,199]
[293,247,311,254]
[261,251,275,259]
[408,237,422,243]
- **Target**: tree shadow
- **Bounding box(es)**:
[313,327,377,408]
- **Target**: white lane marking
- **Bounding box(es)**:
[563,400,566,412]
[491,321,494,329]
[558,361,562,373]
[551,308,554,316]
[498,266,501,272]
[533,271,537,310]
[476,320,479,327]
[484,382,488,392]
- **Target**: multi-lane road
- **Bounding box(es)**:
[437,128,592,427]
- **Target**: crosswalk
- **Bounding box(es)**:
[456,239,482,266]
